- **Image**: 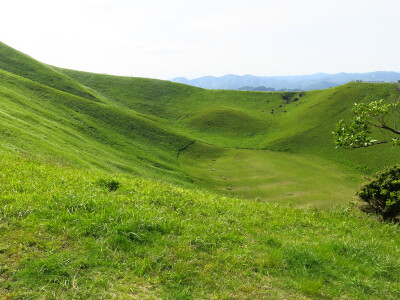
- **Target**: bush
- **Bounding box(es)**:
[281,92,296,102]
[357,165,400,221]
[97,178,121,192]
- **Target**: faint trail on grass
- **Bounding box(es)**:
[176,140,196,160]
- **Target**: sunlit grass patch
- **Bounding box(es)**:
[0,155,399,298]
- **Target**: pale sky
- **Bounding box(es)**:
[1,0,399,79]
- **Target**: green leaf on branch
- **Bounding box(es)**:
[333,99,400,149]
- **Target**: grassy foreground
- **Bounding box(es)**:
[1,155,399,299]
[1,42,400,298]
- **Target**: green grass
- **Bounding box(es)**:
[1,43,400,206]
[53,66,400,206]
[0,42,98,101]
[179,142,363,207]
[1,155,399,298]
[185,106,267,138]
[0,67,193,185]
[0,42,400,298]
[61,67,400,171]
[264,83,400,172]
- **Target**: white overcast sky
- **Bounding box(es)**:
[1,0,399,79]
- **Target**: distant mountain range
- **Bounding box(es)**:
[171,72,400,91]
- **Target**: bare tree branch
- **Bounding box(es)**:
[369,122,400,135]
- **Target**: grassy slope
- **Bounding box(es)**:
[0,42,400,298]
[0,42,98,101]
[0,56,193,185]
[179,142,362,207]
[56,68,277,148]
[1,43,399,207]
[59,68,400,206]
[265,83,400,173]
[1,155,399,299]
[59,67,400,173]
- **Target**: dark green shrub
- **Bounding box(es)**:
[97,178,121,192]
[281,92,296,102]
[357,165,400,221]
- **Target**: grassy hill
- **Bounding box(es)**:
[0,42,98,101]
[1,155,399,299]
[60,67,400,170]
[0,42,399,298]
[58,67,400,206]
[1,42,400,206]
[0,44,194,185]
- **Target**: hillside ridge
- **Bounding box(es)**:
[0,41,399,206]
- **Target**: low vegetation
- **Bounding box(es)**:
[0,42,399,298]
[1,155,399,298]
[334,99,400,221]
[357,165,400,221]
[179,142,362,207]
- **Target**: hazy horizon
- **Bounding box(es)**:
[2,0,399,80]
[174,71,400,81]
